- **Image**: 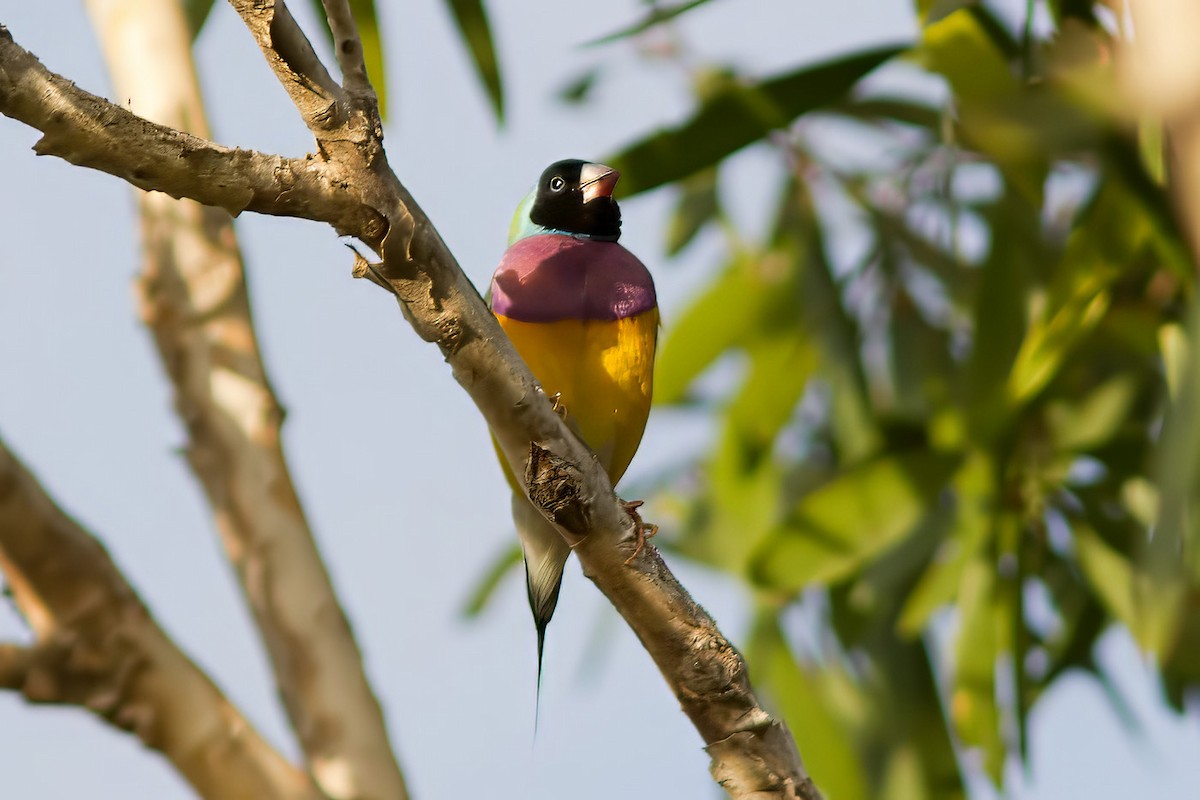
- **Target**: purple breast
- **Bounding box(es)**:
[490,234,656,322]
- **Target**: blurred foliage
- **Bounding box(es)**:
[109,0,1200,796]
[442,0,505,123]
[473,1,1200,797]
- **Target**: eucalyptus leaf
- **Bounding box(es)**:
[951,550,1005,784]
[665,169,720,255]
[585,0,717,47]
[751,451,959,591]
[746,608,869,800]
[184,0,217,39]
[606,45,905,197]
[443,0,505,123]
[460,542,522,617]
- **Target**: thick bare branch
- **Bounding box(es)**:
[0,19,819,798]
[0,25,385,242]
[83,2,408,798]
[0,439,321,800]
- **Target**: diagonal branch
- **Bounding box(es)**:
[0,15,820,799]
[82,2,408,799]
[0,438,322,800]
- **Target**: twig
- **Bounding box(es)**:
[320,0,374,98]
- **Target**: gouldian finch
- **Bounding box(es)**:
[489,159,657,684]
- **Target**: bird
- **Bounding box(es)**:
[488,159,658,694]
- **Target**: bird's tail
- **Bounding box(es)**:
[512,494,570,729]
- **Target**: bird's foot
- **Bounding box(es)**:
[621,499,659,564]
[549,392,569,419]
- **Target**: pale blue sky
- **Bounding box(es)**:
[0,2,1197,798]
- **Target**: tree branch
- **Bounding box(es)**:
[82,2,408,798]
[0,25,385,241]
[228,0,379,168]
[0,14,820,797]
[0,438,321,800]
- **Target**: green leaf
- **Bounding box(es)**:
[653,250,783,404]
[962,196,1038,441]
[1074,523,1136,630]
[444,0,505,123]
[460,542,522,617]
[918,8,1074,198]
[918,0,976,25]
[746,608,869,800]
[665,169,720,255]
[726,334,816,464]
[1005,185,1135,408]
[676,424,785,571]
[1139,298,1200,655]
[1161,590,1200,709]
[839,96,944,132]
[872,641,969,799]
[888,289,952,421]
[751,451,959,591]
[557,68,601,106]
[951,548,1005,784]
[898,450,995,636]
[184,0,218,39]
[918,9,1016,107]
[606,45,906,197]
[585,0,716,46]
[1044,374,1138,453]
[1006,273,1111,408]
[1155,299,1200,580]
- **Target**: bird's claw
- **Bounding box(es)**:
[621,499,658,564]
[549,392,568,419]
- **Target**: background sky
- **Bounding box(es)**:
[1,1,1198,798]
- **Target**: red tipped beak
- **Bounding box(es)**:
[580,162,620,203]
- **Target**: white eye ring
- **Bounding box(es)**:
[549,176,565,192]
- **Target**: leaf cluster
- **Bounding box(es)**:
[509,3,1197,797]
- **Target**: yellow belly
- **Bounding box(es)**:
[495,310,658,484]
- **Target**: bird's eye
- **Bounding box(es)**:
[549,176,566,192]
